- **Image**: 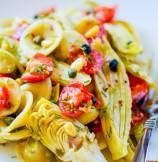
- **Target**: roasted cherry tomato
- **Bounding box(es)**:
[128,73,149,106]
[34,7,55,18]
[132,110,144,126]
[0,74,9,77]
[59,82,92,118]
[21,53,53,83]
[69,45,103,74]
[0,86,9,111]
[88,118,102,133]
[94,6,116,24]
[82,50,103,74]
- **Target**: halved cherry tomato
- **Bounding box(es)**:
[132,110,144,126]
[94,5,116,25]
[128,73,149,106]
[69,45,103,74]
[0,86,9,111]
[89,118,102,133]
[34,7,55,18]
[21,53,53,83]
[82,50,103,74]
[0,74,9,77]
[59,82,92,118]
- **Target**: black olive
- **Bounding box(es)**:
[68,69,77,78]
[81,44,91,54]
[91,96,97,105]
[33,35,43,45]
[109,59,118,72]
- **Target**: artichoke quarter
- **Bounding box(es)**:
[26,98,107,162]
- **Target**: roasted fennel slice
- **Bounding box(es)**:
[101,143,134,162]
[51,60,91,86]
[105,21,143,56]
[93,38,132,160]
[27,98,107,162]
[121,57,154,87]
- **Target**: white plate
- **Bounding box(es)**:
[0,0,158,161]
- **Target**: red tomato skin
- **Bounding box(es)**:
[69,45,103,74]
[82,50,103,74]
[59,82,92,118]
[94,6,116,24]
[0,86,9,110]
[0,74,9,77]
[21,53,53,83]
[128,73,149,106]
[21,73,49,83]
[132,110,144,126]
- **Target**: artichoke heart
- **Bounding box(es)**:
[105,21,143,56]
[26,98,107,162]
[92,38,132,160]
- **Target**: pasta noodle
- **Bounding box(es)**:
[21,77,52,102]
[19,19,63,58]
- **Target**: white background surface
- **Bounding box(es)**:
[0,0,158,161]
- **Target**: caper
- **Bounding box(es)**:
[68,69,77,78]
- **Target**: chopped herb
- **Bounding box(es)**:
[101,90,107,98]
[82,102,89,107]
[50,99,57,104]
[107,126,112,138]
[91,106,96,110]
[75,125,83,132]
[100,105,108,118]
[3,117,14,125]
[84,80,90,84]
[127,40,133,46]
[54,114,61,119]
[68,69,77,78]
[10,155,17,159]
[60,78,69,84]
